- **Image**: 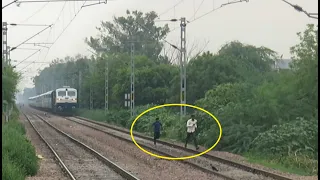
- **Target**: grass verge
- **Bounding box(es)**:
[243,152,317,176]
[2,109,39,180]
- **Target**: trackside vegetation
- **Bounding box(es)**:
[2,64,39,179]
[29,10,318,175]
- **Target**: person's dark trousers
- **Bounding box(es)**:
[185,132,198,148]
[154,131,160,145]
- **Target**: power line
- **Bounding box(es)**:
[13,1,74,74]
[189,0,205,20]
[188,0,249,24]
[17,0,105,3]
[7,23,52,26]
[9,3,50,31]
[281,0,318,19]
[2,0,18,9]
[158,0,185,18]
[20,2,50,23]
[24,1,88,72]
[12,50,41,68]
[20,2,68,73]
[17,50,42,72]
[9,25,52,52]
[135,20,180,51]
[52,1,86,44]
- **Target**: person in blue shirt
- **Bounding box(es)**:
[152,118,162,145]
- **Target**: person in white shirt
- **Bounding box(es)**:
[185,115,199,150]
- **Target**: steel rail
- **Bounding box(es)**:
[73,116,293,180]
[23,112,76,180]
[32,113,140,180]
[58,116,236,180]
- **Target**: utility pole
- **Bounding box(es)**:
[180,17,187,119]
[89,60,93,110]
[2,22,8,122]
[7,46,11,65]
[2,22,8,68]
[78,70,82,108]
[104,55,109,115]
[130,42,135,117]
[71,75,75,88]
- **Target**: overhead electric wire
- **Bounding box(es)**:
[136,0,249,57]
[8,23,52,26]
[281,0,318,19]
[158,0,185,18]
[188,0,249,24]
[13,50,41,67]
[9,25,52,52]
[2,0,18,9]
[19,2,68,73]
[189,0,206,20]
[19,2,49,23]
[52,1,87,45]
[18,48,43,73]
[23,1,88,72]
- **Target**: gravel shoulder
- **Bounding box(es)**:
[18,113,68,180]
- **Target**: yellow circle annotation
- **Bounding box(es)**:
[130,103,222,160]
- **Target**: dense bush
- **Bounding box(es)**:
[2,119,39,179]
[2,154,25,180]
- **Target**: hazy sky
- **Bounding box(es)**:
[2,0,318,91]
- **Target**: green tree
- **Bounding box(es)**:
[86,10,170,60]
[3,65,20,104]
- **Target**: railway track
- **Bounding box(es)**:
[68,116,294,180]
[23,112,140,180]
[45,114,291,180]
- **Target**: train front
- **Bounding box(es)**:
[54,87,78,115]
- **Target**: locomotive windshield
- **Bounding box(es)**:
[58,91,66,97]
[68,91,76,96]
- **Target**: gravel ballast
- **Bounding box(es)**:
[45,115,222,180]
[19,114,68,180]
[27,114,126,180]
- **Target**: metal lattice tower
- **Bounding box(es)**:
[180,17,187,119]
[2,22,8,117]
[130,42,135,117]
[2,22,8,70]
[104,56,109,115]
[89,60,94,110]
[78,70,82,108]
[7,46,11,65]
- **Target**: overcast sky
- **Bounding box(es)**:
[2,0,318,91]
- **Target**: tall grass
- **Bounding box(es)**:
[2,117,39,180]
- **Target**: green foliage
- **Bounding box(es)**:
[3,65,20,104]
[28,11,317,175]
[2,120,39,178]
[250,117,318,157]
[244,153,318,176]
[86,10,170,60]
[2,154,25,180]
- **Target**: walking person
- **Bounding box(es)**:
[152,117,162,146]
[185,115,199,150]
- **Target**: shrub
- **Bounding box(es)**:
[2,120,39,178]
[2,154,24,180]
